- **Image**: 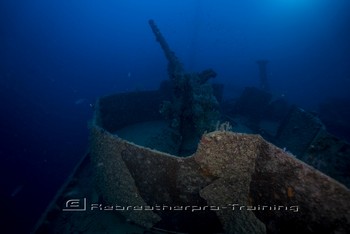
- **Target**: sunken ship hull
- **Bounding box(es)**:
[32,20,350,234]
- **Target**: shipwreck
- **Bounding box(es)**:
[32,20,350,234]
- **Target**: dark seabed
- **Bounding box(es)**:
[0,0,349,233]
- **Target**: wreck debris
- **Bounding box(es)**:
[233,87,272,123]
[224,86,350,188]
[319,97,350,142]
[149,19,219,155]
[276,106,350,186]
[89,120,350,233]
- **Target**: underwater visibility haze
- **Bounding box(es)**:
[1,0,350,233]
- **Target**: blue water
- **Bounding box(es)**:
[1,0,349,233]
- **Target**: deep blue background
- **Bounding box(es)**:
[1,0,349,233]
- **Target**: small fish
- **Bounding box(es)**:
[11,185,23,197]
[75,98,86,105]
